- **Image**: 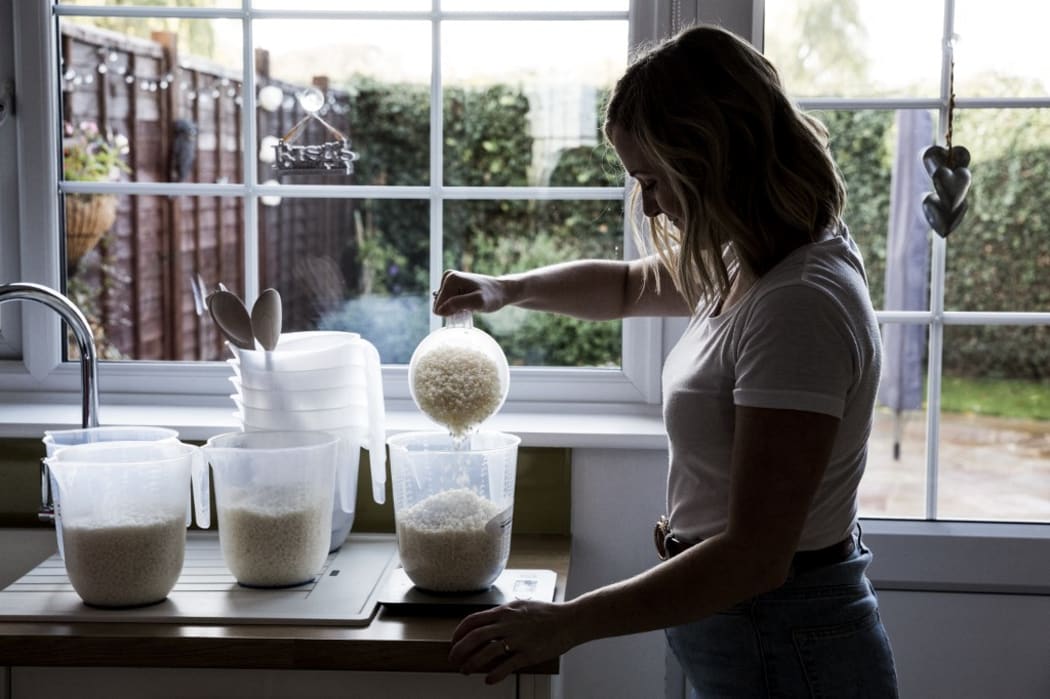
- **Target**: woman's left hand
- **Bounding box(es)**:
[448,599,578,684]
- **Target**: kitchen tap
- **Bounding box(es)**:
[0,282,100,521]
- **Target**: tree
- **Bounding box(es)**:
[763,0,868,96]
[81,0,217,58]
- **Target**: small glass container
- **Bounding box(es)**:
[408,311,510,438]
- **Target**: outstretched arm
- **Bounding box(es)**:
[433,255,692,320]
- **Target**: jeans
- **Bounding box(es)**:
[666,531,899,698]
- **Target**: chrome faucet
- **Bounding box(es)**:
[0,282,100,521]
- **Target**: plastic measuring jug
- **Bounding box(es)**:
[44,440,200,608]
[197,430,343,587]
[229,331,388,505]
[42,425,180,560]
[386,430,519,592]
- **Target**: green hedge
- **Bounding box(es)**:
[326,79,623,367]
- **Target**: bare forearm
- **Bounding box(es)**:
[500,257,690,320]
[565,534,785,645]
[498,260,631,320]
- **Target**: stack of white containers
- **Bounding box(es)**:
[226,330,387,551]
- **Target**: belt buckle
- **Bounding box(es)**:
[654,515,671,560]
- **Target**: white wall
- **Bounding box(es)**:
[561,448,669,699]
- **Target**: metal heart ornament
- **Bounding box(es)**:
[922,194,968,238]
[931,165,972,211]
[921,145,972,238]
[921,144,971,175]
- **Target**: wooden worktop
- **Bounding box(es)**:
[0,534,570,675]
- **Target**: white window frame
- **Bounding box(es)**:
[0,0,674,418]
[754,0,1050,521]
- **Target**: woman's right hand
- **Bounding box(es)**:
[433,270,513,316]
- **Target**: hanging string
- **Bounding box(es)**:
[945,55,956,161]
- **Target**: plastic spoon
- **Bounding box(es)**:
[207,290,254,350]
[250,288,282,351]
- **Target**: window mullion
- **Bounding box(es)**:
[923,0,959,520]
[428,0,443,334]
[242,0,259,304]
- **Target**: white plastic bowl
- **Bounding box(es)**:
[228,359,362,392]
[229,377,366,411]
[232,396,370,431]
[231,331,368,373]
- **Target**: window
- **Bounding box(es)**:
[2,0,665,409]
[763,0,1050,523]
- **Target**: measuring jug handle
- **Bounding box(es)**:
[358,338,387,505]
[191,447,211,530]
[335,436,358,516]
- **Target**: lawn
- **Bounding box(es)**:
[940,376,1050,421]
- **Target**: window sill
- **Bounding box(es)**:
[0,398,670,449]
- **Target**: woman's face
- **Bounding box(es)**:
[609,124,682,228]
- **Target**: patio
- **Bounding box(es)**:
[862,409,1050,521]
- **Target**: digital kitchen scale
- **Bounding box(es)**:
[377,567,557,616]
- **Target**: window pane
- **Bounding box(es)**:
[955,0,1050,98]
[259,198,431,364]
[442,20,627,187]
[443,199,623,368]
[764,0,942,98]
[862,322,929,519]
[945,108,1050,312]
[65,194,244,362]
[59,17,244,184]
[253,19,430,186]
[939,325,1050,522]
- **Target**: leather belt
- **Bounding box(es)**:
[654,515,856,571]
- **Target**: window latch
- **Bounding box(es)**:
[0,80,13,128]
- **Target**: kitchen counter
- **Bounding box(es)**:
[0,531,569,677]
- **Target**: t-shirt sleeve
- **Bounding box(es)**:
[732,283,857,418]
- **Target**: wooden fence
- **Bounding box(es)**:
[62,24,354,361]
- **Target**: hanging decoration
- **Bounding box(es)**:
[921,46,972,238]
[273,88,358,177]
[60,46,243,106]
[257,84,284,112]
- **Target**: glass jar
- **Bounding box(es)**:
[408,311,510,438]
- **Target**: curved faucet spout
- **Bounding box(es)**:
[0,282,100,428]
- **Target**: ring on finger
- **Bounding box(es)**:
[502,639,512,654]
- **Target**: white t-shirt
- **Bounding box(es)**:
[661,227,882,550]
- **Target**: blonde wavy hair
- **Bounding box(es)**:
[604,24,847,311]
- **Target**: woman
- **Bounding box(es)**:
[439,24,899,697]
